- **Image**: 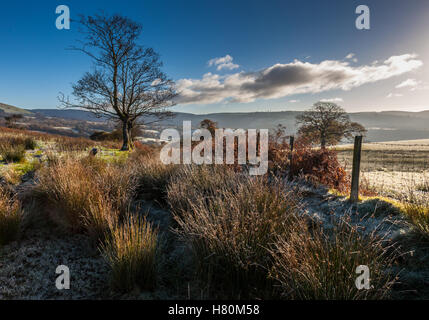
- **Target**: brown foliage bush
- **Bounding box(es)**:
[269,135,349,191]
[291,145,349,190]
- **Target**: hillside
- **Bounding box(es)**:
[0,103,33,115]
[22,107,429,142]
[31,109,106,122]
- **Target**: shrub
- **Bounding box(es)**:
[269,218,398,299]
[0,189,22,246]
[291,146,349,190]
[100,212,158,292]
[269,135,349,191]
[171,174,302,298]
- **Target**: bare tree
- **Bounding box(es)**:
[60,13,176,150]
[296,102,366,148]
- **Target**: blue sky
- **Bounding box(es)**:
[1,0,429,113]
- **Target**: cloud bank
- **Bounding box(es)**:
[176,54,422,105]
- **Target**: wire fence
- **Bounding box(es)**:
[336,140,429,199]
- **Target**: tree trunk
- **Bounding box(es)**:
[320,132,326,149]
[127,121,134,149]
[121,120,133,151]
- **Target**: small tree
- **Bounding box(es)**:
[296,102,366,148]
[199,119,218,136]
[60,13,176,150]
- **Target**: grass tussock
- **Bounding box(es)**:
[167,165,239,217]
[132,154,178,203]
[170,172,301,298]
[0,135,38,163]
[401,199,429,239]
[33,156,135,236]
[23,137,37,150]
[83,196,119,244]
[0,144,26,163]
[100,212,158,292]
[269,218,397,299]
[168,164,398,299]
[0,188,22,246]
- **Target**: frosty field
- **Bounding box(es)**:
[336,139,429,198]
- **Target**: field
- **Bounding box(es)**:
[0,127,428,300]
[336,139,429,199]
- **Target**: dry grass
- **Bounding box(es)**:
[32,156,135,235]
[0,135,37,151]
[83,196,120,244]
[167,162,400,299]
[0,126,120,152]
[0,125,410,298]
[400,191,429,239]
[269,217,397,299]
[167,165,239,217]
[0,188,22,246]
[0,144,26,163]
[170,171,302,298]
[132,154,178,203]
[100,212,158,292]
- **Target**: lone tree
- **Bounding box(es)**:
[199,119,218,136]
[296,102,366,148]
[60,14,176,150]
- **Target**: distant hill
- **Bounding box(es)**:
[31,109,107,122]
[24,107,429,143]
[0,103,33,115]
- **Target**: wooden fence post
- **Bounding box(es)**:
[350,135,363,202]
[288,135,295,181]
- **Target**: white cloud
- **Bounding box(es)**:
[320,97,343,103]
[176,53,423,105]
[289,99,300,103]
[345,53,357,62]
[208,54,239,71]
[387,93,403,98]
[396,78,420,89]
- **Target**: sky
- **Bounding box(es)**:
[0,0,429,114]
